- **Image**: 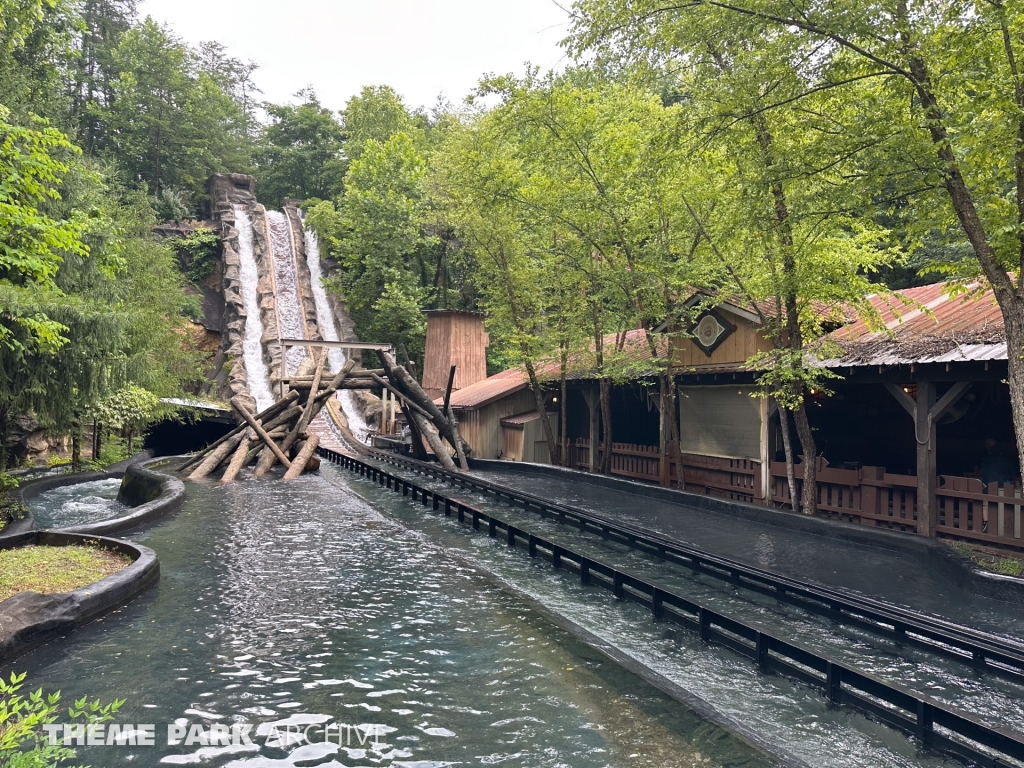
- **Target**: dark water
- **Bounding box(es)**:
[28,478,127,529]
[14,469,771,767]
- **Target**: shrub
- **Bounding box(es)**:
[0,671,124,767]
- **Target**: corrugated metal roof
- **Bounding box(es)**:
[828,281,1006,366]
[443,368,529,410]
[446,281,1006,409]
[500,410,541,427]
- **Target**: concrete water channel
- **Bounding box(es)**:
[16,454,1024,767]
[18,465,778,768]
[324,452,1024,768]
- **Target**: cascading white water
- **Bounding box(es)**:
[265,211,307,377]
[304,226,372,443]
[234,204,274,412]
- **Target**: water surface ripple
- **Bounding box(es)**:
[17,471,769,768]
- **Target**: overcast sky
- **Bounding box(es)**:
[137,0,573,113]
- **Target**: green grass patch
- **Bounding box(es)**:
[947,540,1024,577]
[0,544,131,602]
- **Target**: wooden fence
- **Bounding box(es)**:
[564,438,1024,550]
[936,476,1023,547]
[769,460,918,534]
[569,438,761,503]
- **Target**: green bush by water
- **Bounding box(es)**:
[0,671,124,768]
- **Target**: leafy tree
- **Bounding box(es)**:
[70,0,138,153]
[91,382,159,452]
[308,132,431,360]
[341,85,423,161]
[0,105,91,353]
[438,73,726,473]
[103,17,250,201]
[174,226,219,283]
[256,89,345,208]
[0,0,76,123]
[568,0,1024,504]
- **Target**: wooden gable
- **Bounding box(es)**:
[672,304,774,369]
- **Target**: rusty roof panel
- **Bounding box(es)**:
[440,368,528,410]
[500,410,541,427]
[829,281,1006,366]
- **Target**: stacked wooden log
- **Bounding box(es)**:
[181,352,472,482]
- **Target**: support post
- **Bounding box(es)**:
[232,395,291,469]
[884,381,971,537]
[759,398,773,503]
[657,387,670,487]
[916,381,937,537]
[582,386,599,473]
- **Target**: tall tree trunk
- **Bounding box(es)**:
[791,401,817,515]
[71,422,82,474]
[95,424,103,463]
[559,350,569,467]
[524,360,558,465]
[778,407,799,513]
[659,375,671,486]
[1006,313,1024,482]
[599,377,613,475]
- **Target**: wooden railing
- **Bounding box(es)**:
[769,460,919,534]
[564,439,1023,550]
[569,439,761,503]
[936,476,1023,547]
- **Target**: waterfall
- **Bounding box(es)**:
[304,226,372,443]
[234,204,274,412]
[265,211,306,377]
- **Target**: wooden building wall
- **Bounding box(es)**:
[422,311,489,398]
[455,390,537,460]
[500,417,558,463]
[672,314,772,369]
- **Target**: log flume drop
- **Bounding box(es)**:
[234,204,274,412]
[304,223,372,443]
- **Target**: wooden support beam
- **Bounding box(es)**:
[408,409,458,471]
[381,351,470,468]
[932,381,972,421]
[257,361,355,477]
[283,434,320,480]
[883,381,972,537]
[916,381,937,537]
[370,374,433,419]
[884,383,917,419]
[220,433,253,483]
[188,433,242,479]
[232,395,291,469]
[180,391,300,470]
[582,386,599,473]
[280,369,384,383]
[288,381,374,390]
[312,360,358,405]
[442,365,456,416]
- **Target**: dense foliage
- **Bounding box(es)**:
[0,0,216,470]
[4,0,1024,504]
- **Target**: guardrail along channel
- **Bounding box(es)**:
[371,450,1024,685]
[320,447,1024,768]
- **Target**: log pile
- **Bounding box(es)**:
[181,351,472,482]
